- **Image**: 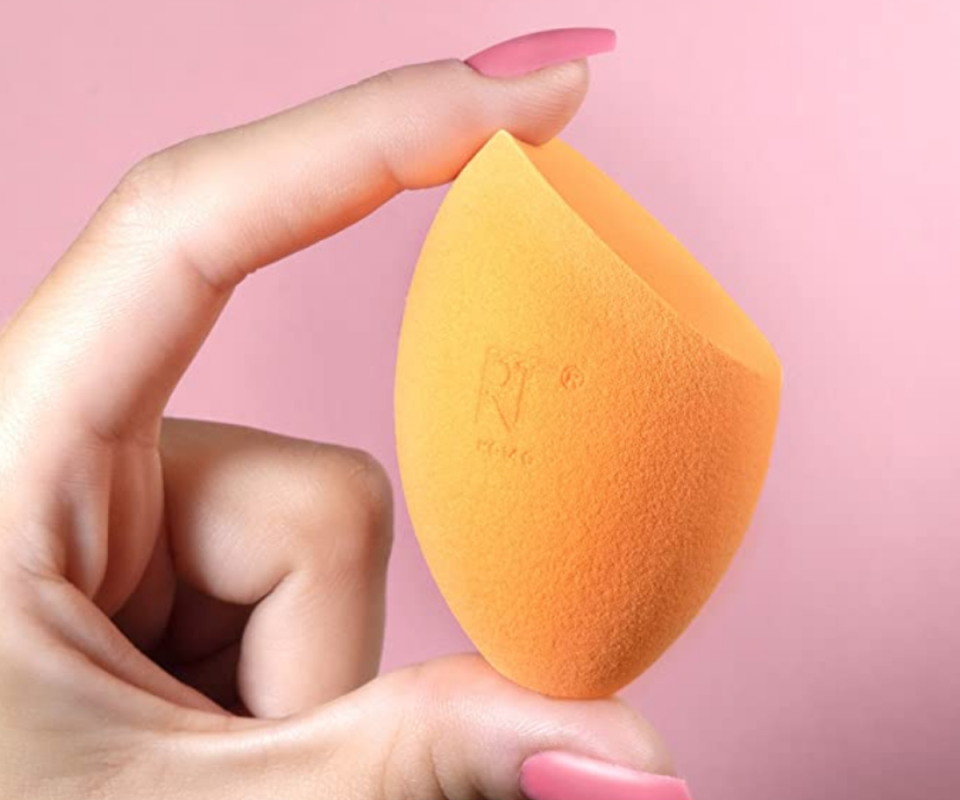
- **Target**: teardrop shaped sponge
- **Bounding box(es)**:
[394,129,781,699]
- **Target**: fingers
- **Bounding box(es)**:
[160,654,683,800]
[0,416,394,727]
[0,57,589,462]
[154,418,393,718]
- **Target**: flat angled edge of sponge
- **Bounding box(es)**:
[482,129,781,385]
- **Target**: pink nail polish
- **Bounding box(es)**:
[464,27,617,78]
[520,751,692,800]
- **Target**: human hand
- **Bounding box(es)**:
[0,29,691,800]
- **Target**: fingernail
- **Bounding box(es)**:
[520,751,693,800]
[464,27,617,78]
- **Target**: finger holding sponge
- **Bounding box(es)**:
[394,129,782,699]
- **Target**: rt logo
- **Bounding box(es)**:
[475,347,539,432]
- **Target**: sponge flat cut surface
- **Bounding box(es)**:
[394,129,782,699]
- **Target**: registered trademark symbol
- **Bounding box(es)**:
[560,364,584,390]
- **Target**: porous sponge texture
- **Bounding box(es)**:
[394,130,782,699]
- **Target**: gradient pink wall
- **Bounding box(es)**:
[2,2,958,798]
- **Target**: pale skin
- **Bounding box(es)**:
[0,57,675,798]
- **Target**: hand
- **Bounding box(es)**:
[0,39,688,800]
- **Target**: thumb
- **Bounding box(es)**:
[163,655,691,799]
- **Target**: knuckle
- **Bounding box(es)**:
[95,136,239,293]
[289,444,394,577]
[331,446,395,564]
[102,149,179,230]
[339,446,393,516]
[98,136,205,239]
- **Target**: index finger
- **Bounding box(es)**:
[0,53,591,455]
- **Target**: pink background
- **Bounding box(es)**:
[2,2,959,798]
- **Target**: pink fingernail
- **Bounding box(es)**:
[520,751,693,800]
[464,27,617,78]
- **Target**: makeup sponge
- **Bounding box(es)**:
[394,129,781,699]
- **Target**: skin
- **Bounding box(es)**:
[0,57,676,798]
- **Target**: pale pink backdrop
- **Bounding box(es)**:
[2,2,959,798]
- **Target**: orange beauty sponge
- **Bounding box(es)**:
[394,129,781,698]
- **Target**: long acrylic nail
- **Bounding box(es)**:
[520,751,693,800]
[464,27,617,78]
